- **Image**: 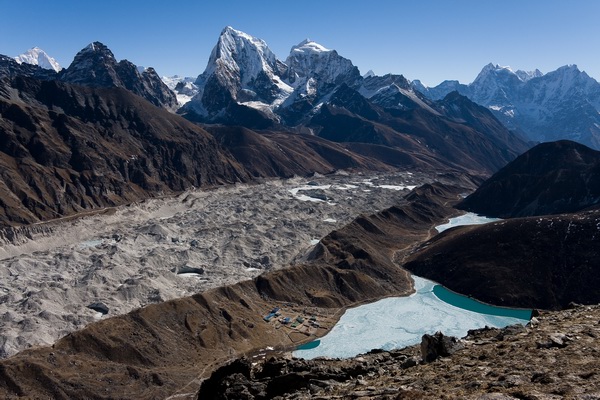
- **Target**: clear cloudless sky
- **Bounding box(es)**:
[1,0,599,86]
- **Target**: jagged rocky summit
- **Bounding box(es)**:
[178,26,451,127]
[59,41,178,110]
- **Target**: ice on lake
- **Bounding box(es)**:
[293,276,528,360]
[435,212,500,233]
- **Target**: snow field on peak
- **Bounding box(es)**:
[291,39,331,54]
[14,47,62,72]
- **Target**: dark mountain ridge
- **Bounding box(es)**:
[404,209,600,310]
[459,140,600,217]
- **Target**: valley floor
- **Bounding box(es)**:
[0,171,428,358]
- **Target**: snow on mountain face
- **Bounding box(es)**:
[185,26,292,117]
[14,47,62,72]
[515,68,543,82]
[285,39,360,90]
[183,27,363,124]
[468,63,525,107]
[417,63,600,149]
[161,75,198,105]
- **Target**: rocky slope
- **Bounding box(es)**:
[0,75,248,226]
[309,85,529,174]
[459,140,600,217]
[0,182,466,399]
[0,54,56,80]
[59,42,178,110]
[198,304,600,399]
[416,63,600,149]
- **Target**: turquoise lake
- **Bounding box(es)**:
[293,213,530,360]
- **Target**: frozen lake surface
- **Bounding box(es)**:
[435,212,500,233]
[293,276,529,359]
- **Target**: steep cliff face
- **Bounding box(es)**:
[181,27,292,122]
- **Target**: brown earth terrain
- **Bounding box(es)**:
[0,76,398,228]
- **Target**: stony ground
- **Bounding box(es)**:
[199,304,600,399]
[0,171,429,358]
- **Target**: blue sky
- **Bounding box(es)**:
[1,0,599,86]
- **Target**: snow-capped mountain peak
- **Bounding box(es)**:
[285,38,360,88]
[363,70,376,78]
[475,63,544,84]
[184,26,292,119]
[416,62,600,149]
[290,39,330,55]
[14,47,62,72]
[205,25,282,85]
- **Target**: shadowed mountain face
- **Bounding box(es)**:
[0,76,249,226]
[309,86,529,174]
[459,140,600,217]
[59,42,178,110]
[205,125,395,177]
[403,210,600,310]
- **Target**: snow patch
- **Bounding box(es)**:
[435,213,500,233]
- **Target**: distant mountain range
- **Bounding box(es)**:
[10,28,591,226]
[12,31,600,151]
[414,63,600,149]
